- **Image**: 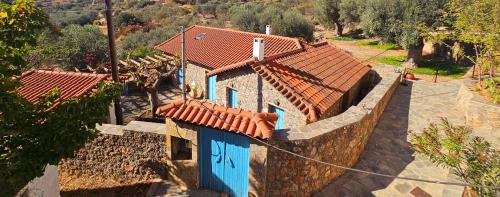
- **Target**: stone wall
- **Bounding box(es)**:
[185,63,209,97]
[456,80,500,129]
[59,122,169,180]
[265,65,400,196]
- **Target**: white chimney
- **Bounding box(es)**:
[253,38,265,61]
[265,25,272,35]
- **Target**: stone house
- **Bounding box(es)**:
[155,25,372,129]
[154,25,383,197]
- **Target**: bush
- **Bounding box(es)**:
[118,26,177,58]
[411,118,499,197]
[50,11,98,27]
[484,77,500,104]
[229,4,314,41]
[114,12,144,30]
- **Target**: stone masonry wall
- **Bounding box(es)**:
[265,65,400,196]
[216,67,307,128]
[59,122,168,180]
[455,80,500,129]
[186,63,209,97]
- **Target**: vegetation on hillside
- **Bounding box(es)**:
[0,1,122,196]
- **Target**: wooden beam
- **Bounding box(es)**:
[154,55,167,61]
[145,56,160,63]
[119,60,128,66]
[130,59,141,66]
[139,58,151,65]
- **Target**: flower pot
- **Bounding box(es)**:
[406,73,415,80]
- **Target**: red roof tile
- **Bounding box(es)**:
[252,42,371,121]
[155,25,302,69]
[156,99,278,139]
[17,70,109,106]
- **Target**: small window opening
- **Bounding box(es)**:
[171,136,192,160]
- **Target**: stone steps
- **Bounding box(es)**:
[146,179,220,197]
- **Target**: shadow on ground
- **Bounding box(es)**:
[61,182,152,197]
[315,81,415,196]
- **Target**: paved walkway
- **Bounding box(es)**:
[146,180,219,197]
[315,79,498,197]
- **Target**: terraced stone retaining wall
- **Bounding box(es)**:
[456,80,500,129]
[59,122,168,180]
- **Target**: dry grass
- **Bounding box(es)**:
[59,172,154,197]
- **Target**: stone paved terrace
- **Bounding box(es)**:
[121,84,181,123]
[315,79,499,196]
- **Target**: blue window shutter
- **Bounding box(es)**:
[270,106,284,129]
[208,75,217,101]
[177,67,184,84]
[229,89,238,108]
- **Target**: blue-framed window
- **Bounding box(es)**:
[177,67,184,84]
[269,105,284,129]
[228,88,238,108]
[207,75,217,101]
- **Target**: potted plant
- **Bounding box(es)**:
[410,118,499,197]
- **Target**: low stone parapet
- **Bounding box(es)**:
[456,80,500,129]
[266,64,401,196]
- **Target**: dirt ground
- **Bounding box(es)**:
[59,172,154,197]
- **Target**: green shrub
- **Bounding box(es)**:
[411,118,499,197]
[485,77,500,104]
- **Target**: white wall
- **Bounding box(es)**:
[17,165,60,197]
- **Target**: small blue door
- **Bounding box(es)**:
[177,67,184,84]
[208,76,217,101]
[229,89,238,108]
[270,106,284,129]
[199,127,250,197]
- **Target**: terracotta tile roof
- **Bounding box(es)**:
[154,25,302,69]
[17,70,109,105]
[252,42,371,121]
[156,99,278,139]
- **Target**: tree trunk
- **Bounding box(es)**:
[335,22,344,37]
[406,39,425,66]
[147,88,160,116]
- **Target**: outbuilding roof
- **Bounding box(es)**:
[252,42,371,120]
[155,25,302,69]
[156,99,278,139]
[17,70,109,106]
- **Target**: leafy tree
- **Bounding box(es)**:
[314,0,343,36]
[0,0,47,74]
[0,1,122,196]
[411,118,499,196]
[361,0,446,64]
[421,0,499,81]
[56,24,110,70]
[229,4,315,41]
[50,11,98,27]
[118,26,177,58]
[339,0,363,29]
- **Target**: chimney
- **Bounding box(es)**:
[265,25,272,35]
[253,38,265,61]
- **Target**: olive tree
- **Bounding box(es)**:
[361,0,446,64]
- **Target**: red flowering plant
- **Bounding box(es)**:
[410,118,499,196]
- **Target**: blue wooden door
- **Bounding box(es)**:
[270,106,284,129]
[229,89,238,108]
[199,127,250,197]
[177,67,184,84]
[208,76,217,101]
